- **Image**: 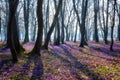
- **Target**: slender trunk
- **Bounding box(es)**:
[61,2,65,44]
[5,0,9,42]
[102,0,109,44]
[61,19,65,43]
[66,27,69,41]
[54,26,57,43]
[24,0,29,43]
[44,0,49,40]
[118,15,120,41]
[110,0,116,51]
[0,9,1,37]
[54,21,60,45]
[65,7,73,41]
[98,0,103,41]
[54,0,61,45]
[74,20,78,42]
[6,0,10,47]
[43,0,63,49]
[72,0,80,43]
[32,20,37,41]
[80,0,88,47]
[0,0,2,35]
[93,0,99,42]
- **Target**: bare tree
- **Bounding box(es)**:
[102,0,109,44]
[110,0,117,51]
[73,0,88,47]
[8,0,20,63]
[116,4,120,41]
[61,0,65,44]
[23,0,30,43]
[0,2,1,37]
[43,0,63,49]
[93,0,99,42]
[30,0,44,55]
[54,0,61,45]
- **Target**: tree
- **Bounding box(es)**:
[5,0,24,54]
[44,0,49,41]
[30,1,37,41]
[54,0,61,45]
[73,0,88,47]
[93,0,99,42]
[0,4,1,38]
[116,4,120,41]
[80,0,88,47]
[102,0,109,44]
[30,0,43,55]
[74,21,78,42]
[110,0,116,51]
[61,0,65,44]
[43,0,63,49]
[72,0,79,42]
[4,0,9,42]
[23,0,30,43]
[8,0,20,63]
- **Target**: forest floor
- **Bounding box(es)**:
[0,41,120,80]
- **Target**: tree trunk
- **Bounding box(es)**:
[93,0,99,42]
[66,27,69,41]
[73,0,88,47]
[110,0,116,51]
[24,0,29,43]
[43,0,63,49]
[61,2,65,44]
[5,0,9,42]
[74,22,78,42]
[31,0,43,56]
[32,20,37,41]
[44,0,49,41]
[0,9,1,38]
[8,0,20,63]
[118,15,120,41]
[54,21,60,45]
[102,0,109,44]
[54,0,61,45]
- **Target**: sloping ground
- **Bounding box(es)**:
[0,41,120,80]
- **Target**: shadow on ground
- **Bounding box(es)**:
[0,59,14,75]
[22,54,44,80]
[90,45,120,58]
[49,45,104,80]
